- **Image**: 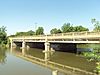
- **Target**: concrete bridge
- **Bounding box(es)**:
[9,31,100,60]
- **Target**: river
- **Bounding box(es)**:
[0,44,99,75]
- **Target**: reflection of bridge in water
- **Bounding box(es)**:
[11,48,97,75]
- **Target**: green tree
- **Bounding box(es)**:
[15,30,35,36]
[57,29,62,33]
[0,26,7,45]
[26,30,35,35]
[61,23,88,33]
[35,27,44,35]
[50,28,62,34]
[61,23,73,33]
[91,18,100,32]
[15,32,25,36]
[73,26,89,32]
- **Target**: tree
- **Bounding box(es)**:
[73,26,89,32]
[50,28,62,34]
[15,30,35,36]
[27,30,35,35]
[57,29,62,33]
[35,27,44,35]
[61,23,73,33]
[91,18,100,32]
[0,26,7,45]
[61,23,88,33]
[15,32,25,36]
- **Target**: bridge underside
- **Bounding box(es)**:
[13,42,22,47]
[26,42,45,49]
[50,43,77,53]
[12,42,77,53]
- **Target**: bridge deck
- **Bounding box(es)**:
[9,31,100,43]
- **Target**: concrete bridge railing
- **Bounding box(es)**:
[9,31,100,40]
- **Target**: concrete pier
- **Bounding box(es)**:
[22,40,26,49]
[43,42,51,61]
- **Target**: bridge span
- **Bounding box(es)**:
[9,31,100,60]
[9,31,100,43]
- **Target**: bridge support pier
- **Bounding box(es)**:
[52,70,58,75]
[43,42,50,61]
[10,40,13,49]
[11,40,17,49]
[22,40,26,49]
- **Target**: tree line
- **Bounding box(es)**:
[50,23,89,34]
[10,18,100,37]
[10,23,89,37]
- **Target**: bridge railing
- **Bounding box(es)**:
[74,32,87,36]
[47,32,88,37]
[87,32,100,35]
[47,31,100,37]
[9,31,100,40]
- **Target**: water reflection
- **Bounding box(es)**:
[10,48,96,75]
[9,43,100,75]
[0,48,6,64]
[10,48,64,75]
[10,49,67,75]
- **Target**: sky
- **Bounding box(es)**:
[0,0,100,35]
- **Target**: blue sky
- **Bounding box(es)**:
[0,0,100,35]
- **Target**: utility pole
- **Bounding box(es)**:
[35,22,37,35]
[35,22,37,31]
